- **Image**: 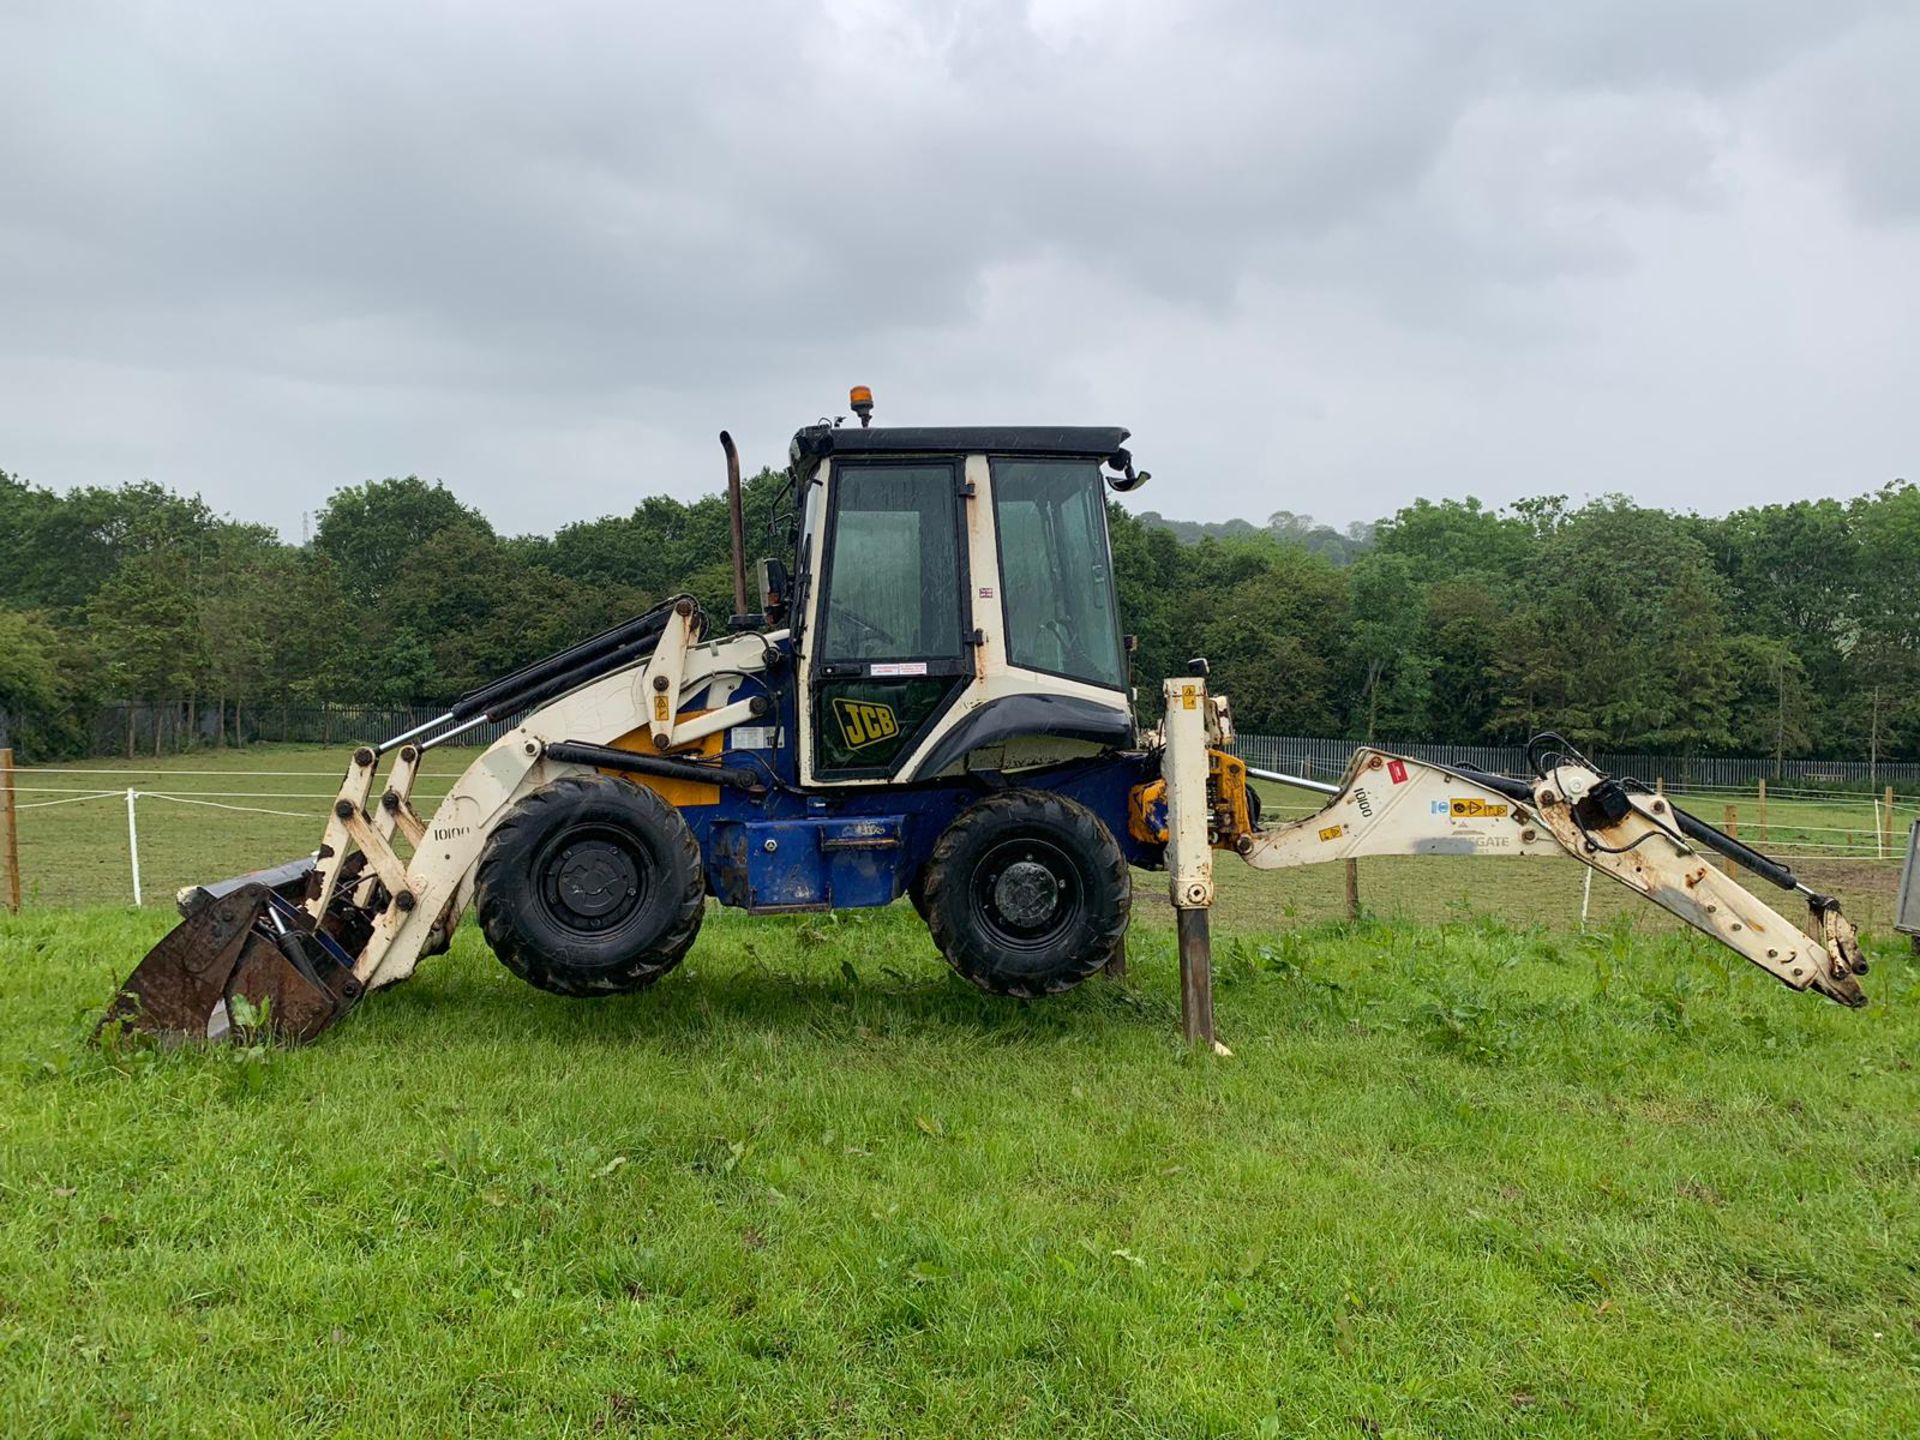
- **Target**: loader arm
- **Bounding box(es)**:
[99,599,783,1044]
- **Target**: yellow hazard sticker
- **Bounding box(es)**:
[1318,825,1345,842]
[832,697,900,750]
[1450,797,1509,819]
[1181,684,1198,710]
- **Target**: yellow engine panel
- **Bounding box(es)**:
[602,711,725,806]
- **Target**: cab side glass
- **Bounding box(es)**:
[992,459,1127,691]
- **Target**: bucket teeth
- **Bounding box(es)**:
[96,883,361,1046]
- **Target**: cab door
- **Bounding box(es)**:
[805,459,972,782]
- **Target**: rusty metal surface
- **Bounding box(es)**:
[96,884,269,1042]
[96,882,362,1046]
[1177,907,1214,1046]
[1812,903,1869,1008]
[223,933,359,1043]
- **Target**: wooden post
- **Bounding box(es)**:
[1,748,18,913]
[1722,805,1741,881]
[1757,778,1768,844]
[1655,776,1665,797]
[1344,859,1360,920]
[1883,786,1895,860]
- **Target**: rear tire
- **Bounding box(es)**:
[922,789,1129,998]
[475,774,704,997]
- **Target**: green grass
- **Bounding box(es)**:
[4,901,1919,1437]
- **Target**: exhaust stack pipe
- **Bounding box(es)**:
[720,430,750,626]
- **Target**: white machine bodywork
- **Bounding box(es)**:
[1151,675,1867,1012]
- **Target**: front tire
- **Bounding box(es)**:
[922,789,1129,998]
[474,774,705,997]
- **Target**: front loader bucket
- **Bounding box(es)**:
[96,884,364,1046]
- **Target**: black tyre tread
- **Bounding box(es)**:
[474,774,705,998]
[922,788,1130,999]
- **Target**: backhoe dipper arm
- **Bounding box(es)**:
[1231,748,1867,1007]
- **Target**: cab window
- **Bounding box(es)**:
[819,463,962,662]
[991,459,1126,690]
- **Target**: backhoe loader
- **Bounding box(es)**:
[99,392,1870,1048]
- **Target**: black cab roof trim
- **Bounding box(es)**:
[791,425,1130,464]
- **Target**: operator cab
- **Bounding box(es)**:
[779,413,1150,788]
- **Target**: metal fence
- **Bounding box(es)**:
[66,704,1920,792]
[88,702,521,757]
[1234,733,1920,791]
[9,716,1918,920]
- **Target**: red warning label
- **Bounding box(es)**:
[1387,759,1408,784]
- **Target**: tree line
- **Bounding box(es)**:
[1,463,1916,765]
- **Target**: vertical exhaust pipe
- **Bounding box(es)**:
[719,431,750,624]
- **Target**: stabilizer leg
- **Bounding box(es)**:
[1161,670,1225,1053]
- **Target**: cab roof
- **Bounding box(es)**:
[790,424,1130,468]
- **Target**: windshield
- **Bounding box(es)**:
[818,462,963,662]
[991,458,1126,691]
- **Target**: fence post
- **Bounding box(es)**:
[1883,786,1895,860]
[1344,859,1360,920]
[1,748,19,913]
[1723,805,1741,881]
[126,789,142,907]
[1757,778,1768,844]
[1655,776,1665,797]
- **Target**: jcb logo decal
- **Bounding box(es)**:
[1449,797,1509,819]
[832,697,900,750]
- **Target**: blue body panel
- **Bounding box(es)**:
[680,642,1160,913]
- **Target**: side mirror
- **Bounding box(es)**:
[1105,448,1150,493]
[757,557,791,624]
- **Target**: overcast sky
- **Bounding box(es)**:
[2,1,1915,539]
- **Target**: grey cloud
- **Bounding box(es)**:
[0,0,1914,537]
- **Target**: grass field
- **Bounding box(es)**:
[3,747,1919,1435]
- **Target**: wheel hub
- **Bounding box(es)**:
[992,857,1062,928]
[550,839,639,924]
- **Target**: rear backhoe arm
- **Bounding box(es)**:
[1152,676,1868,1045]
[1236,747,1865,1006]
